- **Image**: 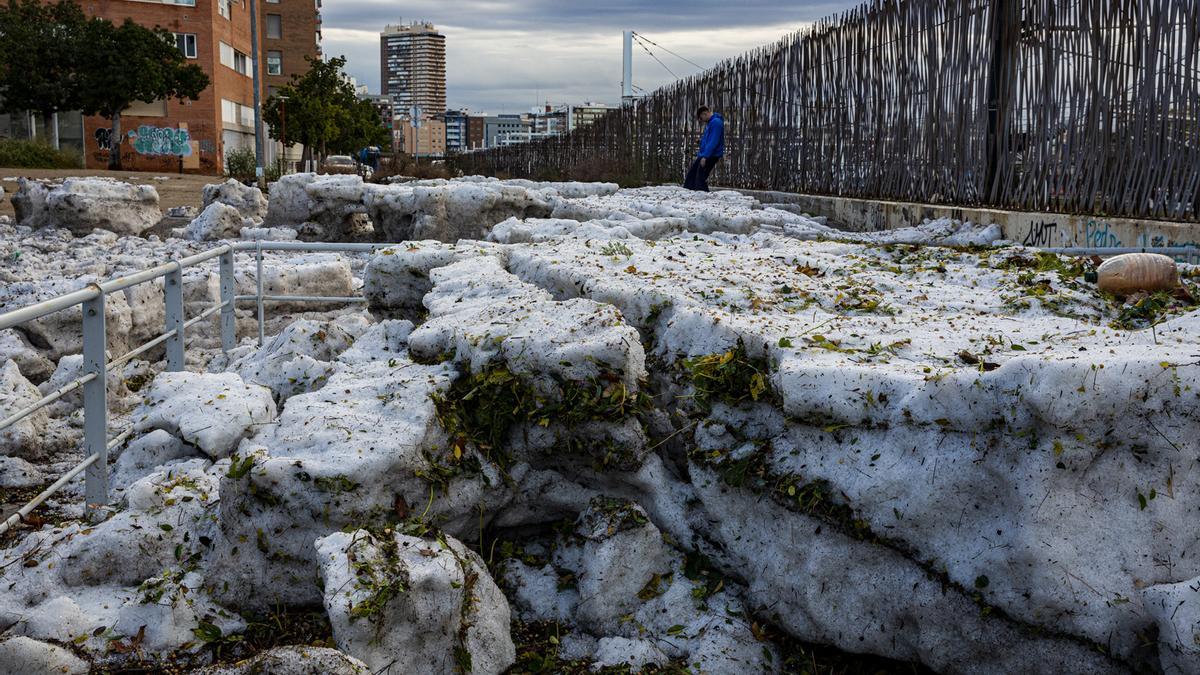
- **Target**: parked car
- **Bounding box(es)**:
[321,155,358,175]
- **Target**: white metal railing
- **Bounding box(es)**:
[0,240,403,535]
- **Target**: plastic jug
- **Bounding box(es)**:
[1085,253,1179,295]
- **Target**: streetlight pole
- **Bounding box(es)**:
[248,0,265,188]
[411,105,422,166]
[278,95,289,174]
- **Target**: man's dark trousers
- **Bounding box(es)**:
[684,156,720,191]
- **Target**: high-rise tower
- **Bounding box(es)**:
[380,22,447,117]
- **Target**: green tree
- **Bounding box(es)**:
[0,0,89,146]
[262,55,389,167]
[333,97,391,154]
[77,18,209,169]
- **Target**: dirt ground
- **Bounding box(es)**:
[0,167,212,221]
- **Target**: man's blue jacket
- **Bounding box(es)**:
[697,113,724,158]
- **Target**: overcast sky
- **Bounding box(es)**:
[322,1,858,114]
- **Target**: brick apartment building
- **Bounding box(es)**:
[12,0,319,174]
[259,0,320,169]
[466,115,485,150]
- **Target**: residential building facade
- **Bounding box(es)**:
[380,22,446,117]
[261,0,320,96]
[396,117,446,158]
[466,115,486,150]
[4,0,319,174]
[530,104,568,136]
[442,109,468,155]
[260,0,321,170]
[75,0,263,174]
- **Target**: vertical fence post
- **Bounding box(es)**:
[255,243,265,346]
[81,292,107,521]
[984,0,1013,204]
[219,247,236,354]
[164,262,185,371]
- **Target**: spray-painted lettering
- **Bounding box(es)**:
[130,125,192,157]
[1085,220,1121,248]
[1021,221,1058,247]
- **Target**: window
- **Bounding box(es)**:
[217,0,230,18]
[221,100,256,127]
[219,42,250,76]
[174,33,197,59]
[265,0,278,4]
[267,51,282,75]
[266,14,282,39]
[125,99,168,117]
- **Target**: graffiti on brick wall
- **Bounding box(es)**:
[129,125,192,157]
[94,128,113,150]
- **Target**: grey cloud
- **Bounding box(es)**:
[324,1,859,111]
[324,0,851,33]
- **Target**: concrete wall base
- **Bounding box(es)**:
[735,188,1200,250]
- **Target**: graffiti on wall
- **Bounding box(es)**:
[1084,220,1121,248]
[1012,214,1200,259]
[94,128,113,150]
[129,125,192,157]
[1020,221,1059,247]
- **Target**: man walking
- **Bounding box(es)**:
[684,106,724,191]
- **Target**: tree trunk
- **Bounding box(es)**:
[40,112,59,149]
[109,111,122,170]
[301,143,311,171]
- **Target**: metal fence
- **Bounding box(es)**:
[0,241,401,536]
[452,0,1200,223]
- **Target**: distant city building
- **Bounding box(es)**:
[442,109,469,155]
[395,117,446,158]
[530,104,569,136]
[484,115,532,148]
[380,22,447,118]
[361,94,395,141]
[570,102,614,130]
[466,115,486,150]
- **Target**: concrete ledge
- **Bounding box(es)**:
[733,188,1200,250]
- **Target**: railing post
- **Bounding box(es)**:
[164,262,185,371]
[219,247,236,353]
[255,243,265,346]
[82,292,107,520]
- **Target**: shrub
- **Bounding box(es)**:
[371,152,453,183]
[224,147,257,183]
[264,158,285,183]
[0,139,83,169]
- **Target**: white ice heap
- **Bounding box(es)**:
[0,182,1193,673]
